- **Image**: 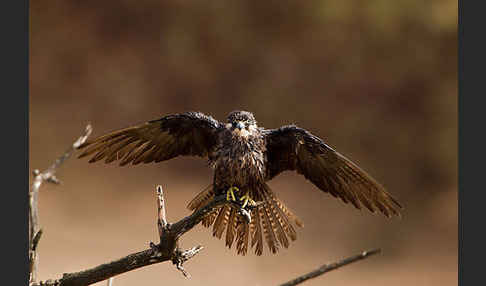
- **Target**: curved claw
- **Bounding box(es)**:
[239,194,256,209]
[226,186,239,202]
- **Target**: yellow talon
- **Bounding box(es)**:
[226,186,239,202]
[239,193,256,209]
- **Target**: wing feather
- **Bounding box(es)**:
[78,112,223,165]
[264,125,402,217]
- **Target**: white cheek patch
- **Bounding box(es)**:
[226,123,232,129]
[248,124,257,132]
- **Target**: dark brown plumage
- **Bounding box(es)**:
[78,110,402,256]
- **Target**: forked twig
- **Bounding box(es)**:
[29,124,92,285]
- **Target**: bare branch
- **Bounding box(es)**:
[278,248,382,286]
[32,190,229,286]
[29,124,92,285]
[156,185,167,237]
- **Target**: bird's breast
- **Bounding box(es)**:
[210,140,266,187]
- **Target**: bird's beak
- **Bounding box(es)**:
[236,122,245,130]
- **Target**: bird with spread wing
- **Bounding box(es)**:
[78,110,402,256]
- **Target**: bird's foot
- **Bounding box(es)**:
[239,193,257,209]
[225,187,261,224]
[226,186,239,202]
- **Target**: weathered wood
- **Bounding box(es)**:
[29,124,92,285]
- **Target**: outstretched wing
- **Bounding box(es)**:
[78,112,223,165]
[264,125,402,217]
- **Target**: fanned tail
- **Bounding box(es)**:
[188,184,303,256]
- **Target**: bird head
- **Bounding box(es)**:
[226,110,258,137]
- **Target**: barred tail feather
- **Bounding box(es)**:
[251,207,264,255]
[187,185,214,211]
[225,208,237,248]
[236,220,250,255]
[202,209,219,228]
[269,199,290,248]
[213,205,231,239]
[260,205,279,254]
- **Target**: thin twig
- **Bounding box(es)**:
[29,124,92,285]
[173,245,204,278]
[156,185,167,237]
[278,248,382,286]
[32,190,229,286]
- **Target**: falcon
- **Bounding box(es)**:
[78,110,402,255]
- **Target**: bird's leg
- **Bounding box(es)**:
[226,186,239,202]
[239,192,257,209]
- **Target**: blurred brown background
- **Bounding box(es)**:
[30,1,457,285]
